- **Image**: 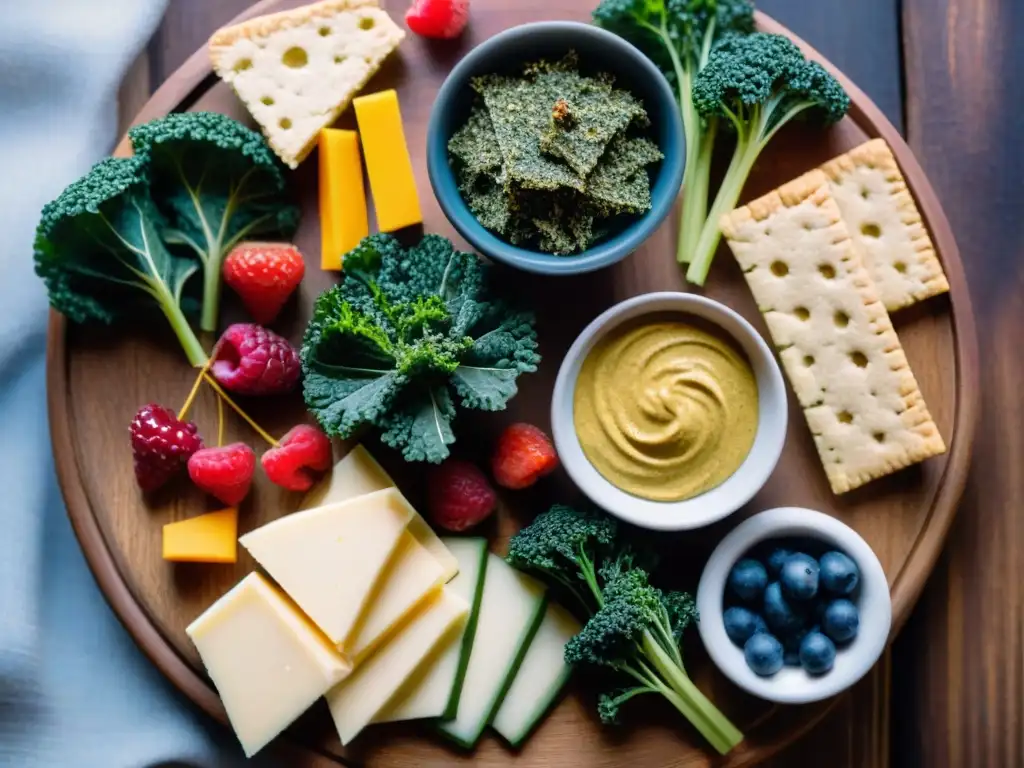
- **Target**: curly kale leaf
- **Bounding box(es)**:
[128,111,298,331]
[301,235,540,462]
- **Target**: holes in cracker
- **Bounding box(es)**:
[834,310,850,328]
[770,261,789,277]
[359,16,375,30]
[260,96,274,106]
[861,222,882,238]
[279,117,292,130]
[860,187,870,199]
[818,263,836,279]
[850,351,868,368]
[873,431,886,443]
[283,47,308,68]
[233,58,252,72]
[334,55,346,64]
[894,261,907,274]
[794,307,810,321]
[319,26,331,36]
[803,355,815,367]
[837,411,854,424]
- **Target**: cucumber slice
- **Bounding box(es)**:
[437,554,547,748]
[491,601,581,747]
[372,537,488,724]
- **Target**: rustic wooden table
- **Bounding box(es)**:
[117,0,1020,765]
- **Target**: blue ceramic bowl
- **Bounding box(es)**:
[426,21,686,276]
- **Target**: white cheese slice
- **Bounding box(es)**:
[303,445,458,578]
[438,555,548,748]
[347,530,446,662]
[325,587,469,745]
[492,600,581,746]
[239,487,412,650]
[208,0,405,168]
[187,573,351,757]
[372,537,489,723]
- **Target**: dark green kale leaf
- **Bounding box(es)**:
[301,235,540,463]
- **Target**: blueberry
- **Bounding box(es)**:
[728,558,768,602]
[821,599,860,643]
[819,551,860,595]
[744,633,784,677]
[765,547,793,578]
[780,624,813,654]
[783,650,801,667]
[799,631,837,675]
[763,582,806,635]
[781,553,820,601]
[723,606,767,647]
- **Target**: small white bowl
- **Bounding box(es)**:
[550,292,787,531]
[696,507,892,704]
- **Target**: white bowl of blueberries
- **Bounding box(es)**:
[696,507,892,704]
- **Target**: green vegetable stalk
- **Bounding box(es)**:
[685,33,849,284]
[592,0,755,267]
[507,505,743,754]
[128,112,299,332]
[34,155,207,367]
[301,234,540,463]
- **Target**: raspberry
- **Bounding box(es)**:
[223,242,305,325]
[211,323,301,396]
[405,0,469,39]
[130,403,203,492]
[187,443,256,506]
[262,424,333,491]
[491,423,559,490]
[427,460,497,532]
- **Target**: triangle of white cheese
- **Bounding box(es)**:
[209,0,405,168]
[239,487,412,650]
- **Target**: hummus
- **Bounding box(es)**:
[573,317,758,502]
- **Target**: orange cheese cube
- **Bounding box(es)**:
[163,508,238,563]
[318,129,369,271]
[353,90,423,233]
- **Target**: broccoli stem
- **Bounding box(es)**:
[156,285,207,366]
[641,630,743,754]
[684,130,760,286]
[678,121,717,263]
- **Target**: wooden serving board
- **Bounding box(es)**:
[46,1,978,766]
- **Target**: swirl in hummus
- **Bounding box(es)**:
[573,317,758,502]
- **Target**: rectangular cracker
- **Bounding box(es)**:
[820,139,949,312]
[720,170,946,494]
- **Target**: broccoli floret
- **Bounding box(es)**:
[507,506,743,754]
[685,33,850,284]
[564,563,742,754]
[129,112,299,332]
[301,234,539,463]
[592,0,755,264]
[505,504,619,611]
[34,155,206,366]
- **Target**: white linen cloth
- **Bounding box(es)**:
[0,2,268,765]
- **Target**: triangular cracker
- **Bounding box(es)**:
[209,0,404,168]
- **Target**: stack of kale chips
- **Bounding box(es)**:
[449,53,663,255]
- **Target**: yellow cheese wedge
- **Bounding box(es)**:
[162,508,237,563]
[302,445,457,578]
[239,488,413,650]
[347,531,447,662]
[325,587,469,745]
[353,89,422,232]
[319,128,368,270]
[187,573,351,757]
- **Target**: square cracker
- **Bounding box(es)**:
[820,139,949,312]
[720,170,946,494]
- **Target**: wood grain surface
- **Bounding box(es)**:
[75,0,984,765]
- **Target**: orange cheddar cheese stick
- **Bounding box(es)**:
[353,90,423,233]
[319,129,369,270]
[163,508,238,563]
